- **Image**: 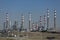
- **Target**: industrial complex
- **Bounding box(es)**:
[0,9,60,40]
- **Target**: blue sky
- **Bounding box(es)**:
[0,0,60,31]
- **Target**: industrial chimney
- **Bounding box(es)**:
[47,9,50,31]
[6,13,9,31]
[20,14,24,31]
[40,16,42,31]
[54,9,56,32]
[29,12,31,31]
[44,15,46,30]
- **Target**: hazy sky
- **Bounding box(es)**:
[0,0,60,31]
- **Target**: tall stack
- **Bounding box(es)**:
[6,13,9,31]
[13,21,17,31]
[54,9,56,31]
[32,22,34,31]
[3,22,6,30]
[47,9,50,31]
[36,22,38,31]
[40,16,42,31]
[29,13,31,31]
[9,21,11,30]
[20,14,24,31]
[44,15,46,30]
